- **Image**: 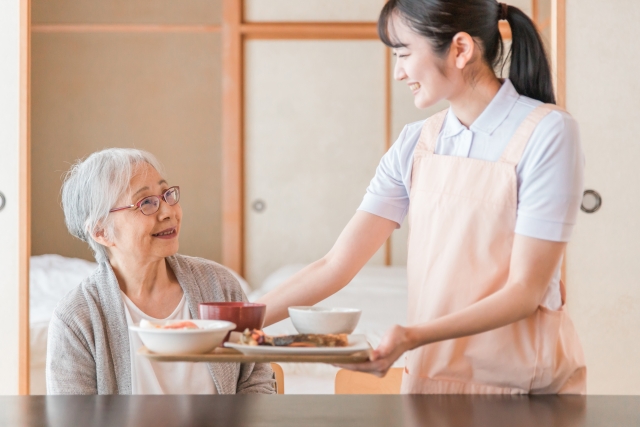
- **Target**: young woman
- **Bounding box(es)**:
[258,0,586,394]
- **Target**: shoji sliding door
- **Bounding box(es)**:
[29,0,225,394]
[0,0,28,395]
[240,0,386,286]
[565,0,640,394]
[244,39,387,286]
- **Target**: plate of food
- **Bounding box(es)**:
[224,329,370,355]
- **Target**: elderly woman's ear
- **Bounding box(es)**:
[92,225,115,249]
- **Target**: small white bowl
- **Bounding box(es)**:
[288,306,361,335]
[129,319,236,354]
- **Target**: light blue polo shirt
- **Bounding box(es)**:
[358,79,585,309]
[359,79,584,242]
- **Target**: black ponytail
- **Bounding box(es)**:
[379,0,556,104]
[503,5,555,104]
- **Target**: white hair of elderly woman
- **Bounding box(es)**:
[61,148,165,263]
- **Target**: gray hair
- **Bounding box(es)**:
[61,148,165,263]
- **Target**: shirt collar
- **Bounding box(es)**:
[441,108,466,139]
[441,79,520,139]
[471,79,519,135]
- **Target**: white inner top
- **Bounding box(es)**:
[122,291,217,395]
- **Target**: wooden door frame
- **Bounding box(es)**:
[221,0,386,275]
[551,0,566,108]
[18,0,31,395]
[220,1,516,275]
[550,0,567,282]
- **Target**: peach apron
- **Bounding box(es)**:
[401,105,587,394]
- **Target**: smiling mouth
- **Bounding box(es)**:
[152,228,176,237]
[409,83,421,91]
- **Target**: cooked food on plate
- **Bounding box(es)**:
[140,319,200,330]
[241,329,348,347]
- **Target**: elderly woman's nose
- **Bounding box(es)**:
[157,201,175,219]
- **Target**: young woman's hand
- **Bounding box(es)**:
[334,324,413,378]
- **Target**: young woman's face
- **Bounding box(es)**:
[391,15,460,109]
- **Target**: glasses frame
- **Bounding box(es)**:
[109,186,180,216]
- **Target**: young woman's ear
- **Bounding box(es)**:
[450,32,476,70]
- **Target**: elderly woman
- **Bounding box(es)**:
[47,148,274,395]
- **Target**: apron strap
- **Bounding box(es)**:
[499,104,564,166]
[415,109,449,154]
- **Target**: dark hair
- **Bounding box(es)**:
[378,0,555,104]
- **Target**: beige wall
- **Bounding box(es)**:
[31,4,223,263]
[565,0,640,394]
[32,0,221,24]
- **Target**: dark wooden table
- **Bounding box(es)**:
[1,395,638,427]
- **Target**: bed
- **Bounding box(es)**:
[30,256,408,394]
[29,255,100,394]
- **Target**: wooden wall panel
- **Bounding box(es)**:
[244,0,385,22]
[30,33,223,263]
[32,0,221,25]
[509,0,533,16]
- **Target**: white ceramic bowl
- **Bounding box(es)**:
[129,319,236,355]
[288,306,362,334]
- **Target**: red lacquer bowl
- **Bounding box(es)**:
[198,302,266,338]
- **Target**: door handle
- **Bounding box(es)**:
[581,189,601,213]
[0,191,5,212]
[252,199,266,213]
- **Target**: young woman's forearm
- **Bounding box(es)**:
[257,211,397,326]
[406,282,542,349]
[258,255,356,326]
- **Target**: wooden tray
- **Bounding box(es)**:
[137,346,372,364]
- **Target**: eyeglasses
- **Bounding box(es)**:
[109,186,180,216]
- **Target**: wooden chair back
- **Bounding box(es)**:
[270,363,285,394]
[334,367,403,394]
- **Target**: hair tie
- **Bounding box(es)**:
[498,2,509,20]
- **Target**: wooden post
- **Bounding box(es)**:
[551,0,567,284]
[385,48,392,266]
[19,0,31,396]
[221,0,244,274]
[551,0,566,108]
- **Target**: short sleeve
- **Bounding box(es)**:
[357,124,419,227]
[515,110,585,242]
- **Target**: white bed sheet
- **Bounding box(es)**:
[249,263,408,394]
